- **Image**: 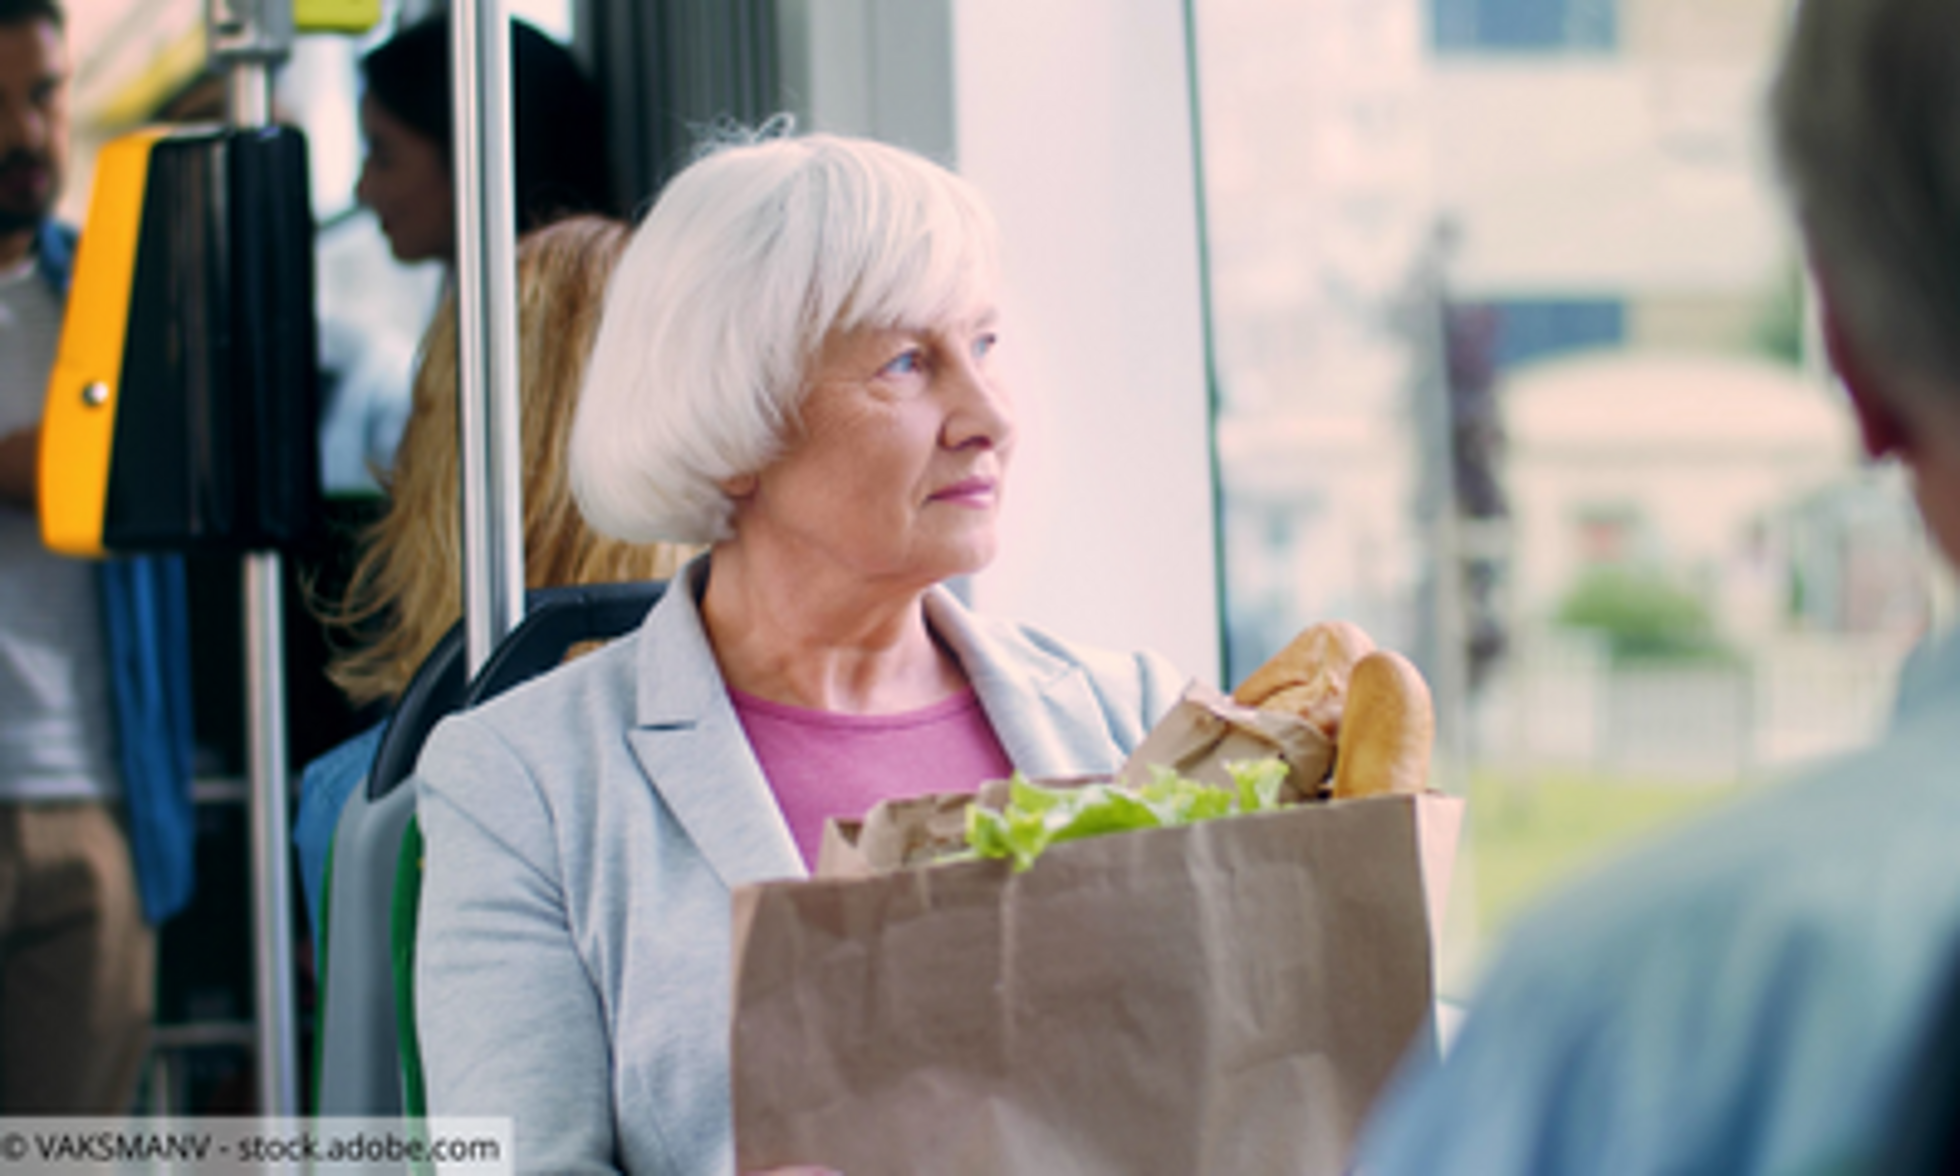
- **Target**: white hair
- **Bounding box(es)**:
[569,126,1003,543]
[1771,0,1960,404]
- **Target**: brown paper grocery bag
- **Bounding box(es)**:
[730,789,1463,1175]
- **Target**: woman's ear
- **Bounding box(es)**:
[1819,294,1912,461]
[721,472,759,500]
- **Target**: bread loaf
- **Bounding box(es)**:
[1330,650,1434,799]
[1231,620,1375,741]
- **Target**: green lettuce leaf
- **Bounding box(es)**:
[965,758,1290,871]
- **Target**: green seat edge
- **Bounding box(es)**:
[390,816,428,1122]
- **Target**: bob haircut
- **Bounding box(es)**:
[1772,0,1960,404]
[570,126,1003,544]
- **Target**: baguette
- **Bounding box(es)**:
[1231,620,1375,741]
[1330,650,1434,799]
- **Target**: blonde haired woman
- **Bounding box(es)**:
[294,215,691,943]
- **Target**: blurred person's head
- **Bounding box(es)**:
[0,0,66,256]
[324,215,690,707]
[355,14,612,265]
[1772,0,1960,567]
[569,126,1007,567]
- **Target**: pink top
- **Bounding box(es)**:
[730,686,1014,871]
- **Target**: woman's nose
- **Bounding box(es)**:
[944,363,1014,453]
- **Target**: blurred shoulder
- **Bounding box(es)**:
[1512,677,1960,967]
[1369,691,1960,1173]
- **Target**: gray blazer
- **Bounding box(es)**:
[414,563,1183,1174]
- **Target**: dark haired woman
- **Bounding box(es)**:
[354,13,612,264]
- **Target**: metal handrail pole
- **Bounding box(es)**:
[205,0,299,1119]
[452,0,526,673]
[241,552,297,1118]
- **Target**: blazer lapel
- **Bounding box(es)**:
[925,587,1130,779]
[624,566,806,889]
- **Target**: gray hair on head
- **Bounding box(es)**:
[1771,0,1960,406]
[569,123,1003,544]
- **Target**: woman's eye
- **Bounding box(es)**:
[881,350,923,377]
[973,332,999,360]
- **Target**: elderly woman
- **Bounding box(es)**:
[412,129,1182,1172]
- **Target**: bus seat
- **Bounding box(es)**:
[393,578,667,1116]
[367,622,472,803]
[313,619,467,1115]
[459,580,671,708]
[314,580,666,1118]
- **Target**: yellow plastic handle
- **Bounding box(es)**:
[39,128,167,559]
[295,0,383,34]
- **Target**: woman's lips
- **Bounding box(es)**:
[930,477,998,506]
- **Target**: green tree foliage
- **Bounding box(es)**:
[1755,263,1806,368]
[1555,565,1734,664]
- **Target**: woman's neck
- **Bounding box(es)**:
[699,543,966,714]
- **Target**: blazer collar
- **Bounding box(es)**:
[625,559,806,888]
[923,586,1121,780]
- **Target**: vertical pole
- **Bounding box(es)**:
[207,0,298,1119]
[242,552,297,1117]
[451,0,526,674]
[1408,227,1478,985]
[1410,231,1472,799]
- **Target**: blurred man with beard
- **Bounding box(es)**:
[0,0,195,1112]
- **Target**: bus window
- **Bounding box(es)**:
[1189,0,1946,990]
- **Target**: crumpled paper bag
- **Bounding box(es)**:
[731,682,1462,1176]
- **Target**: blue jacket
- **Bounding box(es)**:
[414,560,1185,1174]
[40,220,197,925]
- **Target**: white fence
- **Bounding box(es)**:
[1474,630,1910,783]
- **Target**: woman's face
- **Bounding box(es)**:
[730,310,1014,591]
[355,94,454,264]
